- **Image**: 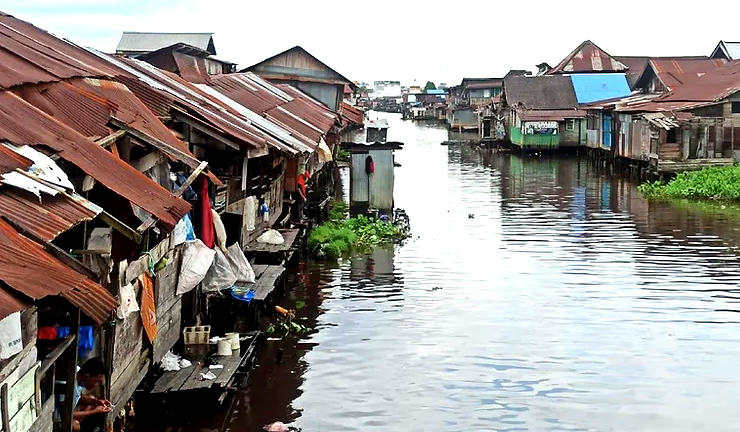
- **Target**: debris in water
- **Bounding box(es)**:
[264,422,288,432]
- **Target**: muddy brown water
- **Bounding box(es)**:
[141,113,740,432]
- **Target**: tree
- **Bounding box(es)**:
[423,81,436,92]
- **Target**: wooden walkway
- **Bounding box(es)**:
[242,264,286,301]
[244,229,300,254]
[150,332,259,395]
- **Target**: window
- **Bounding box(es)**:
[483,89,491,98]
[566,119,576,131]
[666,128,677,143]
[587,112,600,130]
[732,102,740,114]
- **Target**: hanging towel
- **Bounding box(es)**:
[244,196,258,232]
[139,274,158,343]
[196,176,215,248]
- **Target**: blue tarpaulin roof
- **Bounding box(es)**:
[570,74,631,104]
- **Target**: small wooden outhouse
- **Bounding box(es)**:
[347,141,403,218]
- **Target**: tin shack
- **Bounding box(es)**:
[347,141,403,218]
[365,119,389,143]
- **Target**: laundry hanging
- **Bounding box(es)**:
[195,176,215,248]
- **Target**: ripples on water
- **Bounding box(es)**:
[219,114,740,432]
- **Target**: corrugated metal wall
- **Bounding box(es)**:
[350,150,395,211]
[296,82,339,111]
[350,152,369,203]
[368,149,394,210]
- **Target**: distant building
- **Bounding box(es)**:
[373,81,402,98]
[547,40,629,75]
[115,32,235,74]
[710,41,740,61]
[116,31,216,56]
[243,46,353,112]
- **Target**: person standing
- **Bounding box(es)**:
[296,168,309,221]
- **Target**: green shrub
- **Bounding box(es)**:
[308,200,410,259]
[638,165,740,200]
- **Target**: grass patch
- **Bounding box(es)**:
[308,200,410,259]
[638,165,740,200]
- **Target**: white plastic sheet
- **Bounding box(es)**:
[202,248,237,292]
[161,351,181,372]
[0,312,22,360]
[226,243,256,284]
[257,229,284,245]
[176,240,216,295]
[116,283,140,320]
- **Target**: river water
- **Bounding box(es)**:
[161,113,740,432]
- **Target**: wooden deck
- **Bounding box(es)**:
[656,158,734,173]
[244,229,300,254]
[150,332,259,395]
[235,264,286,301]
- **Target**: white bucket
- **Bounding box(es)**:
[216,338,232,356]
[225,332,240,350]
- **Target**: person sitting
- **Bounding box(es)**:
[73,358,111,432]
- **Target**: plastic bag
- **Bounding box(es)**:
[202,248,237,292]
[161,351,180,372]
[117,283,140,319]
[176,240,216,295]
[257,229,284,245]
[200,371,217,380]
[211,209,227,253]
[173,214,195,246]
[179,359,192,368]
[226,243,256,284]
[0,312,22,360]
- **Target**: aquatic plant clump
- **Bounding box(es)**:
[638,165,740,200]
[308,201,410,259]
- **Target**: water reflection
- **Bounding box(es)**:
[156,112,740,432]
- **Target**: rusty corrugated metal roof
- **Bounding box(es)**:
[97,54,275,150]
[207,72,337,149]
[549,40,628,74]
[14,78,197,162]
[0,12,120,90]
[173,51,211,85]
[0,145,32,173]
[341,102,363,125]
[648,58,727,91]
[658,60,740,103]
[0,187,100,242]
[276,84,337,133]
[0,91,190,230]
[0,217,117,323]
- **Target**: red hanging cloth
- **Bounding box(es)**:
[196,176,215,248]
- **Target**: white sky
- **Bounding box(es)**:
[3,0,731,86]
